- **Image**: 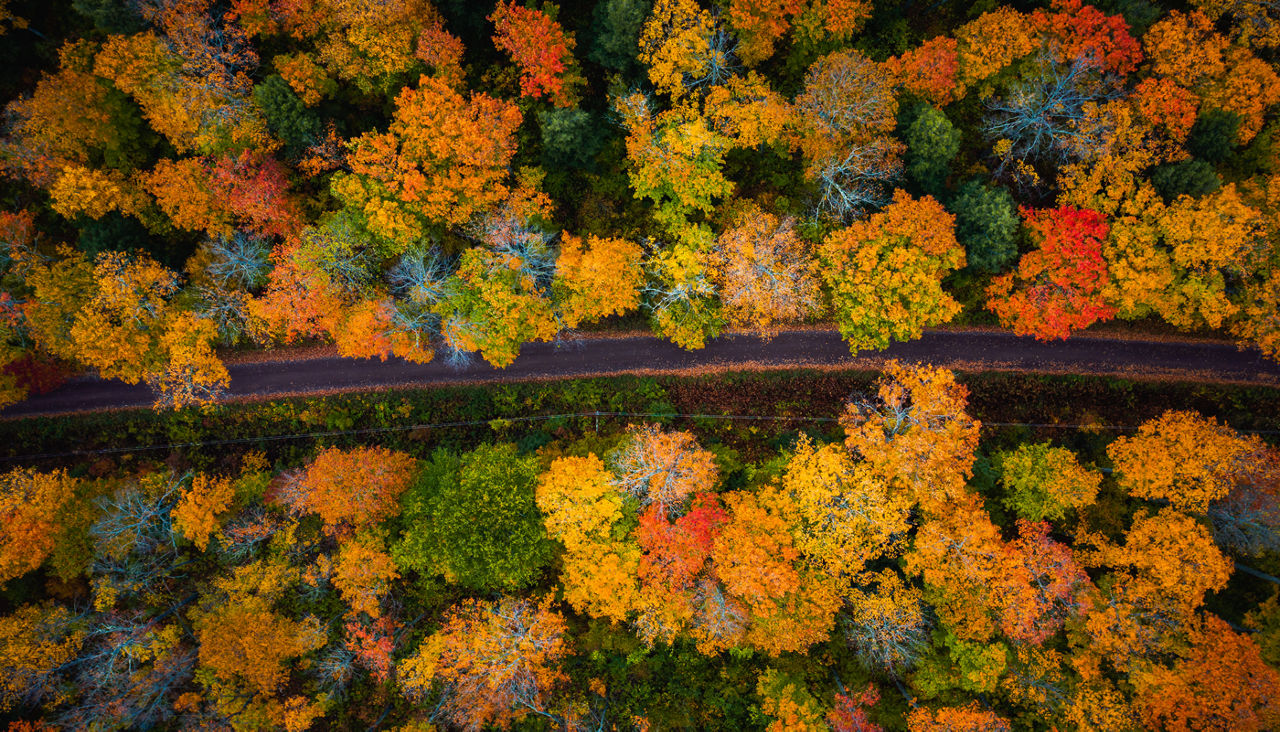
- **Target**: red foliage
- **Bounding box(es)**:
[207,151,304,240]
[345,615,398,684]
[827,684,884,732]
[1032,0,1142,75]
[986,205,1116,340]
[488,1,579,107]
[885,36,959,106]
[636,492,728,591]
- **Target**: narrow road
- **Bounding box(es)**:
[5,329,1279,418]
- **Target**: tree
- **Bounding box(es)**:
[997,443,1101,521]
[1188,109,1242,163]
[253,74,320,153]
[1142,10,1227,89]
[399,596,568,731]
[0,468,78,587]
[70,251,180,385]
[396,444,552,591]
[194,597,325,697]
[708,209,822,335]
[489,1,582,107]
[608,424,719,517]
[780,435,910,583]
[288,446,417,537]
[643,242,724,350]
[333,536,399,619]
[987,205,1115,340]
[845,570,931,677]
[819,191,965,353]
[616,92,733,243]
[842,361,980,510]
[954,7,1038,92]
[638,0,734,99]
[904,105,959,195]
[950,181,1019,274]
[1107,410,1263,513]
[552,234,644,329]
[589,0,648,73]
[1151,159,1221,201]
[1029,0,1143,75]
[796,49,902,221]
[907,703,1012,732]
[885,36,960,107]
[726,0,805,66]
[171,473,235,551]
[332,76,522,247]
[0,604,84,711]
[539,108,603,171]
[756,668,827,732]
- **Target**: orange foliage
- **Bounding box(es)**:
[1030,0,1142,75]
[1142,10,1227,88]
[0,469,77,587]
[332,536,399,618]
[907,703,1012,732]
[727,0,806,66]
[294,446,417,536]
[552,234,644,329]
[196,599,325,696]
[172,474,236,551]
[884,36,960,106]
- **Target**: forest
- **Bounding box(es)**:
[1,363,1279,730]
[1,0,1280,408]
[3,0,1280,730]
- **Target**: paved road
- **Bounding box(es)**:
[4,329,1280,418]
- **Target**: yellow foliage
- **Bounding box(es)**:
[172,473,236,551]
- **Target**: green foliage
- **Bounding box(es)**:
[912,630,1009,699]
[394,443,553,592]
[71,0,146,34]
[539,107,604,172]
[589,0,651,74]
[1152,159,1222,201]
[950,180,1019,274]
[1188,109,1243,163]
[253,75,321,155]
[904,104,960,195]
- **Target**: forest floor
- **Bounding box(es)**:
[5,328,1279,418]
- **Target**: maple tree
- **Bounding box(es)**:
[171,473,236,551]
[552,234,644,329]
[332,535,399,619]
[820,190,965,352]
[0,603,84,712]
[332,75,522,246]
[489,2,582,108]
[286,446,417,537]
[841,361,981,511]
[638,0,733,99]
[709,209,822,335]
[0,468,79,587]
[987,205,1115,340]
[885,36,960,107]
[1108,410,1265,513]
[399,596,568,731]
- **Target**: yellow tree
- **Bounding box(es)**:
[0,468,78,586]
[0,603,84,712]
[171,473,236,551]
[819,191,964,352]
[779,435,911,584]
[332,535,399,619]
[841,361,981,511]
[70,252,180,385]
[552,234,644,329]
[399,596,569,731]
[1108,410,1265,513]
[638,0,732,99]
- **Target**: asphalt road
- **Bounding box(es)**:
[5,329,1280,418]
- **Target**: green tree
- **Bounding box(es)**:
[395,444,553,592]
[996,442,1101,522]
[904,104,960,195]
[253,75,321,155]
[539,107,603,172]
[1152,159,1221,201]
[590,0,653,74]
[1188,109,1242,163]
[950,181,1019,274]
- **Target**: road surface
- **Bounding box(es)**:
[4,329,1279,418]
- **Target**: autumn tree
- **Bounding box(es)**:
[907,703,1012,732]
[69,251,178,385]
[819,191,965,353]
[0,604,84,711]
[284,446,417,537]
[1108,410,1265,513]
[552,234,644,329]
[638,0,734,99]
[708,209,822,335]
[885,36,960,107]
[997,443,1101,521]
[333,535,399,619]
[0,468,78,587]
[489,1,583,107]
[756,668,827,732]
[842,361,981,510]
[609,424,719,517]
[642,242,724,350]
[171,473,236,551]
[1131,614,1280,731]
[796,49,902,221]
[726,0,805,66]
[845,570,932,676]
[332,75,522,247]
[954,7,1038,93]
[987,205,1115,340]
[399,596,568,731]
